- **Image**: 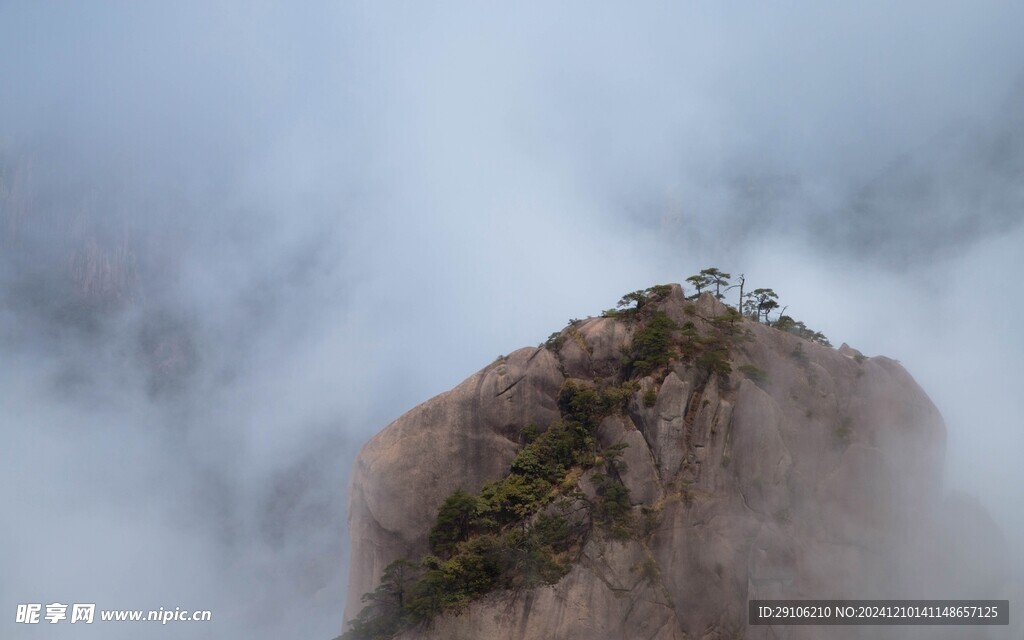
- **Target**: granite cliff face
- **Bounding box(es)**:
[344,284,1004,640]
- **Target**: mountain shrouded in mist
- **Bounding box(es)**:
[342,285,1007,640]
[3,3,1023,640]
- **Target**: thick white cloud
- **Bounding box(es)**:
[2,2,1023,638]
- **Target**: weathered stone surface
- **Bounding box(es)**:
[344,286,1000,639]
[645,371,690,479]
[729,382,791,516]
[344,346,563,620]
[596,415,663,506]
[557,316,633,379]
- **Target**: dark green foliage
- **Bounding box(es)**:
[531,513,571,550]
[618,290,648,309]
[643,387,658,407]
[592,471,632,539]
[738,364,769,387]
[347,518,576,639]
[744,288,780,323]
[710,308,745,336]
[429,489,482,557]
[636,557,660,585]
[488,380,636,527]
[594,478,633,538]
[678,321,699,360]
[591,443,633,538]
[346,377,641,638]
[773,315,798,332]
[600,442,629,473]
[702,268,731,299]
[341,605,403,640]
[497,525,569,588]
[558,380,628,429]
[405,555,463,620]
[647,284,673,300]
[685,273,711,297]
[407,523,574,623]
[810,331,831,347]
[479,474,552,526]
[445,536,505,594]
[377,559,420,610]
[558,380,600,423]
[340,560,421,640]
[598,383,635,414]
[697,346,732,378]
[687,267,731,299]
[774,315,831,347]
[520,421,539,444]
[614,284,674,317]
[627,311,678,376]
[638,505,662,536]
[675,314,738,384]
[679,269,836,348]
[544,331,566,350]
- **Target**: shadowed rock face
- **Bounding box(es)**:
[344,284,1003,640]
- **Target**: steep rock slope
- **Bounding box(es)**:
[344,284,998,640]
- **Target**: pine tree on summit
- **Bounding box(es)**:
[685,273,710,297]
[686,267,730,299]
[699,267,731,299]
[744,288,780,323]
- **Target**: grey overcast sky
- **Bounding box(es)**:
[2,2,1023,639]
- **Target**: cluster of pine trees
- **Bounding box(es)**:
[341,382,635,640]
[684,268,830,346]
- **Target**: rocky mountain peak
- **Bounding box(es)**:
[342,283,1003,640]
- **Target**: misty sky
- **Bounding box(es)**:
[2,2,1023,639]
